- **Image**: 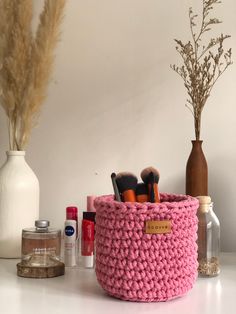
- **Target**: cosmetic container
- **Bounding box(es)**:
[17,220,64,278]
[81,212,95,268]
[66,206,79,264]
[197,196,220,277]
[66,206,78,235]
[64,219,77,267]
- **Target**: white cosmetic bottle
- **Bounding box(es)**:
[64,220,76,267]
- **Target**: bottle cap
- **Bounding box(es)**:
[196,196,212,204]
[66,206,78,221]
[87,196,96,212]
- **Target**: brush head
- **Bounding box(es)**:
[141,167,160,184]
[136,183,148,195]
[116,172,138,193]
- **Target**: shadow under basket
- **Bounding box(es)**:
[94,193,199,302]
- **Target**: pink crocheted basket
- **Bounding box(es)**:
[94,193,199,302]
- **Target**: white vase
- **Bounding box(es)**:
[0,151,39,258]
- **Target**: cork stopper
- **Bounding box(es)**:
[197,196,212,213]
[197,196,211,204]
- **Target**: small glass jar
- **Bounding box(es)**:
[21,220,61,267]
[197,196,220,277]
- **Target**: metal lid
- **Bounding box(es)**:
[35,220,50,228]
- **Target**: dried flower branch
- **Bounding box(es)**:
[0,0,66,150]
[171,0,232,140]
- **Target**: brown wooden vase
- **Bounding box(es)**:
[186,140,208,196]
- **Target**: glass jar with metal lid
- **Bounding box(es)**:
[17,220,64,278]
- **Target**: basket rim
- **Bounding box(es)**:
[95,193,198,205]
[94,193,199,211]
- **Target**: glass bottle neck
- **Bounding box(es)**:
[198,203,213,213]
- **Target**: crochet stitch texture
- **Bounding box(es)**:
[95,193,199,302]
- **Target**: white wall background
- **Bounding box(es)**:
[0,0,236,251]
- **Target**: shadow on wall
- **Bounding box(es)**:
[209,155,236,252]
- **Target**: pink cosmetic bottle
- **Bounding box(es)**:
[87,196,96,212]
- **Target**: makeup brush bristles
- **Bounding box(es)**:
[116,172,138,193]
[136,183,148,196]
[141,167,160,184]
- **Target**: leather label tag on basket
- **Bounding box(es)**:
[145,220,171,234]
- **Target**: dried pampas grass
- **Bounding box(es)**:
[0,0,66,150]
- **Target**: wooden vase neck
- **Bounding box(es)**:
[186,140,208,197]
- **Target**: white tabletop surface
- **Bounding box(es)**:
[0,253,235,314]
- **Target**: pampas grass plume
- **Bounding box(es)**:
[0,0,66,150]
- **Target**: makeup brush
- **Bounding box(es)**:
[111,173,121,202]
[116,172,138,202]
[136,183,149,203]
[141,167,160,203]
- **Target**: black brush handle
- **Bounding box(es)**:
[149,172,155,203]
[111,173,121,202]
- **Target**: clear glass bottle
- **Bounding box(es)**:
[21,220,61,267]
[197,196,220,277]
